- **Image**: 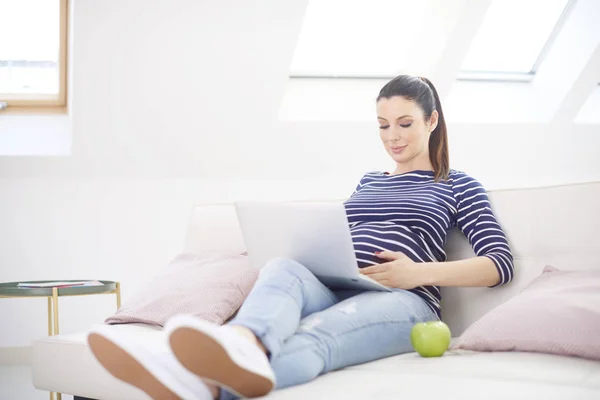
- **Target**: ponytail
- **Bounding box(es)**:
[420,77,449,182]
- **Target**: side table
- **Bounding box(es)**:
[0,280,121,400]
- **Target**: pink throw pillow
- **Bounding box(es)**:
[451,266,600,361]
[105,253,258,327]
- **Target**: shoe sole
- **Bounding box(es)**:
[170,327,273,398]
[88,333,181,400]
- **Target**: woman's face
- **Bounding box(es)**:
[376,96,437,167]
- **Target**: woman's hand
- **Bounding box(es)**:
[359,251,426,289]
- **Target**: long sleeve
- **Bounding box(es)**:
[452,175,514,286]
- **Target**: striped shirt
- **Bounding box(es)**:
[344,169,514,318]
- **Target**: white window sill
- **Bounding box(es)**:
[0,114,72,156]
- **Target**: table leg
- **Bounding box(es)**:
[116,282,121,309]
[47,297,53,336]
[52,287,59,335]
[51,287,61,399]
[48,297,55,400]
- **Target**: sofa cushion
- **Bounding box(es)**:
[451,266,600,361]
[266,350,600,400]
[183,205,247,255]
[33,326,600,400]
[105,252,258,327]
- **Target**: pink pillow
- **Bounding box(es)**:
[105,253,258,327]
[452,266,600,361]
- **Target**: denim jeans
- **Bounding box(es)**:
[220,257,437,399]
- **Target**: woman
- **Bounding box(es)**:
[89,75,513,400]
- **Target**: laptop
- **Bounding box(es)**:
[234,201,391,292]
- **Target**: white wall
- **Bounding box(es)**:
[0,0,599,349]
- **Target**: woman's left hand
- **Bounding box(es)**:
[359,251,426,289]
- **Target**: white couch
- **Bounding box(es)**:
[32,182,600,400]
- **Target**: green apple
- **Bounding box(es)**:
[410,321,451,357]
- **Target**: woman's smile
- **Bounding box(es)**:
[390,145,407,154]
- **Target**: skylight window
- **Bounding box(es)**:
[460,0,572,75]
[290,0,574,80]
[289,0,441,78]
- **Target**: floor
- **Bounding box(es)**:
[0,364,73,400]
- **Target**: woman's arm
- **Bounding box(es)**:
[360,252,500,289]
[422,256,500,287]
[452,174,514,287]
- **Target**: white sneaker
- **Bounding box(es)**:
[166,315,276,398]
[87,325,214,400]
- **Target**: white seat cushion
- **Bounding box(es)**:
[266,350,600,400]
[34,325,600,400]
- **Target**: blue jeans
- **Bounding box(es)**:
[221,258,437,399]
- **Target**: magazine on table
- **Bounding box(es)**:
[17,280,104,288]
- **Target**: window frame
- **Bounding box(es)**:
[0,0,68,111]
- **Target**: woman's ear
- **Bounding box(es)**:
[428,110,439,132]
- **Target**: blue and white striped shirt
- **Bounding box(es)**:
[344,169,514,317]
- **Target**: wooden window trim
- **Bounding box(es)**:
[0,0,68,113]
